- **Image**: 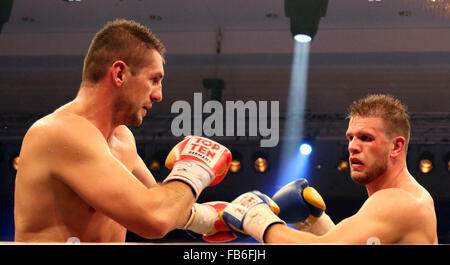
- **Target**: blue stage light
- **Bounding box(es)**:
[299,143,312,155]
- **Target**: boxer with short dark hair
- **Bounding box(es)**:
[14,19,232,243]
[222,94,438,244]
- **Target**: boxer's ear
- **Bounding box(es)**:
[390,136,406,158]
[111,60,127,87]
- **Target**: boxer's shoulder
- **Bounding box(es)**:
[365,188,421,210]
[363,187,434,230]
[24,111,107,154]
[368,184,434,211]
[41,111,101,135]
[366,187,436,243]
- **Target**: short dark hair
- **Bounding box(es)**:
[82,19,166,83]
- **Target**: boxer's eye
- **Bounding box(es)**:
[360,135,373,142]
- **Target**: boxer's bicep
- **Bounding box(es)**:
[267,191,422,244]
[320,210,394,244]
[44,122,172,237]
[321,189,415,244]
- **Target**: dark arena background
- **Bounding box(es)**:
[0,0,449,246]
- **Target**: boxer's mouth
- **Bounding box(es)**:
[142,105,151,116]
[350,158,364,166]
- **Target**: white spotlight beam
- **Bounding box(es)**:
[276,40,311,190]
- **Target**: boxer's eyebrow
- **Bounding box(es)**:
[345,132,352,140]
[150,73,163,80]
[346,130,374,141]
[345,129,355,140]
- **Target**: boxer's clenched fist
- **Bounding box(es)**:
[164,136,232,198]
[272,178,334,235]
[220,191,285,243]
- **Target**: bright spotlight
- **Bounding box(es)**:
[285,0,329,41]
[230,150,243,173]
[444,152,450,173]
[254,157,268,173]
[418,152,434,174]
[230,160,242,173]
[146,150,169,173]
[337,160,349,172]
[148,159,162,172]
[419,159,433,174]
[294,34,312,43]
[253,152,269,173]
[276,16,313,191]
[299,143,312,155]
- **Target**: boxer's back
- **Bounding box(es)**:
[397,180,438,244]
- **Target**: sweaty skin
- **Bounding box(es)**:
[264,117,437,244]
[14,49,195,242]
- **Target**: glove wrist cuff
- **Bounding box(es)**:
[164,161,212,199]
[244,204,285,243]
[183,203,216,234]
[295,213,335,236]
[181,206,195,230]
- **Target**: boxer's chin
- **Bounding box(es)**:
[124,112,143,127]
[350,164,387,185]
[350,171,373,185]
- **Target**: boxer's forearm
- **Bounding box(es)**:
[157,181,196,228]
[134,181,195,238]
[264,223,320,244]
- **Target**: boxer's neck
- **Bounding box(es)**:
[365,163,411,197]
[68,83,118,140]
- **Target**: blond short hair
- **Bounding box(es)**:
[347,94,411,146]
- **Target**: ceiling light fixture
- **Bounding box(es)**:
[284,0,329,41]
[0,0,13,34]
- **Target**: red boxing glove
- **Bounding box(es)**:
[164,136,232,198]
[181,201,237,243]
[202,202,237,243]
